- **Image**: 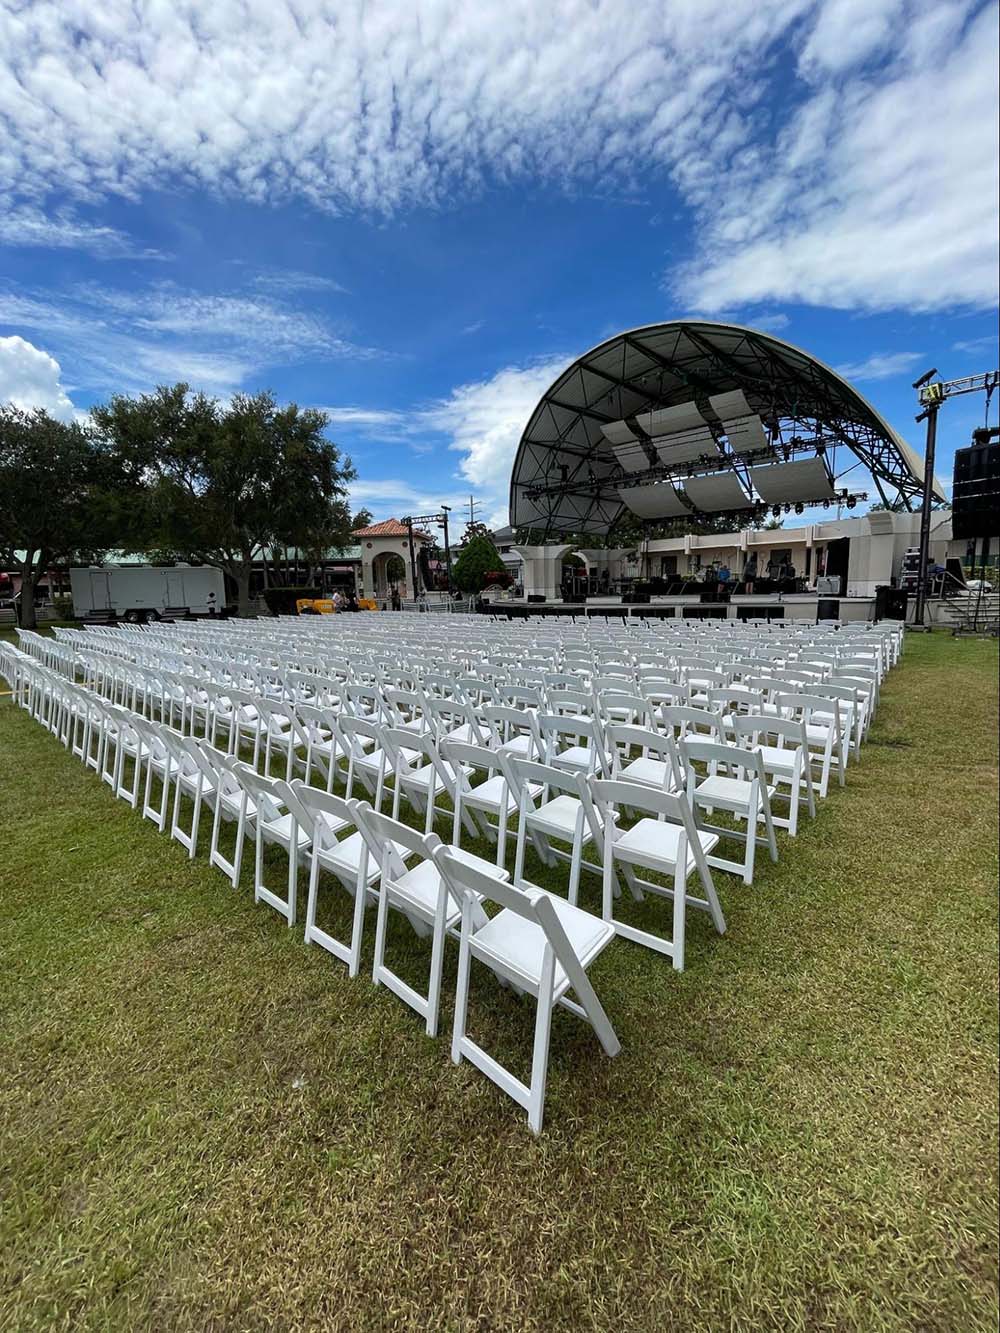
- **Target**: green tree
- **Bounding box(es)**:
[91,385,359,616]
[452,532,506,594]
[0,406,121,629]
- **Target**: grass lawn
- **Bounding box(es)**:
[1,630,997,1330]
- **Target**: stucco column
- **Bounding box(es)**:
[512,545,573,600]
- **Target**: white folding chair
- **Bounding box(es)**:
[229,762,310,924]
[731,713,815,836]
[591,778,725,969]
[436,846,620,1135]
[507,757,616,906]
[354,804,507,1037]
[440,738,542,869]
[606,723,681,795]
[538,713,609,779]
[679,737,779,885]
[291,782,416,977]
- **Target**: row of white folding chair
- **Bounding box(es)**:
[10,659,621,1132]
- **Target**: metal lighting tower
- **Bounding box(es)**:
[401,509,456,598]
[912,368,1000,627]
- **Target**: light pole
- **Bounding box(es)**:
[441,505,453,593]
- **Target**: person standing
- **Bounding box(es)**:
[741,553,758,592]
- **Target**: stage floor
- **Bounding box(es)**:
[485,594,879,622]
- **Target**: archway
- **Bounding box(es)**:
[371,551,407,603]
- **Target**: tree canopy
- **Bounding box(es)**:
[452,532,507,594]
[90,384,359,615]
[0,406,125,628]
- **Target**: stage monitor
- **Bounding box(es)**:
[617,482,691,519]
[750,456,836,503]
[683,471,752,512]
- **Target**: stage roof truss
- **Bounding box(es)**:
[510,321,928,536]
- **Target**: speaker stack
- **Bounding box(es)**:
[952,429,1000,541]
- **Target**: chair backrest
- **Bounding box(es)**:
[483,704,542,753]
[336,713,382,753]
[538,712,607,772]
[425,696,487,744]
[679,735,764,781]
[498,684,544,711]
[660,704,725,740]
[288,779,357,845]
[590,775,695,837]
[230,760,289,823]
[730,713,808,750]
[354,801,438,879]
[606,722,680,782]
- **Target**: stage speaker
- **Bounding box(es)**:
[952,437,1000,540]
[875,586,908,621]
[527,593,545,603]
[817,598,840,621]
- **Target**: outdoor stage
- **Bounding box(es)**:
[484,593,880,622]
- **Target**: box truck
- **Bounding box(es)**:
[69,565,226,617]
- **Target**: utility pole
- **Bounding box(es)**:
[468,494,479,530]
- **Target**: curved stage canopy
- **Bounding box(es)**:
[509,321,935,537]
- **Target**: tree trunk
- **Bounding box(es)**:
[18,565,38,629]
[235,564,254,618]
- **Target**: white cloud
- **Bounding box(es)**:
[0,202,169,260]
[952,334,999,355]
[0,0,991,315]
[751,312,790,333]
[0,335,76,421]
[334,355,571,527]
[834,350,925,381]
[0,280,381,399]
[677,2,998,313]
[317,406,409,429]
[423,356,570,527]
[0,0,811,221]
[252,269,348,296]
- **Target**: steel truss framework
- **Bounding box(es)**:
[509,321,929,538]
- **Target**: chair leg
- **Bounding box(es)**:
[451,900,474,1065]
[528,953,556,1135]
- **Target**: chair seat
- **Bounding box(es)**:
[316,832,416,885]
[805,723,838,744]
[755,743,803,774]
[694,774,776,807]
[465,775,541,813]
[613,818,718,871]
[620,756,674,789]
[439,722,478,745]
[527,794,592,841]
[472,887,614,992]
[260,812,311,849]
[398,760,470,796]
[550,744,600,772]
[498,734,535,758]
[391,848,510,918]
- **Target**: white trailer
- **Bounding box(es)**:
[69,565,226,617]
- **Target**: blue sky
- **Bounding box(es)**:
[1,0,997,530]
